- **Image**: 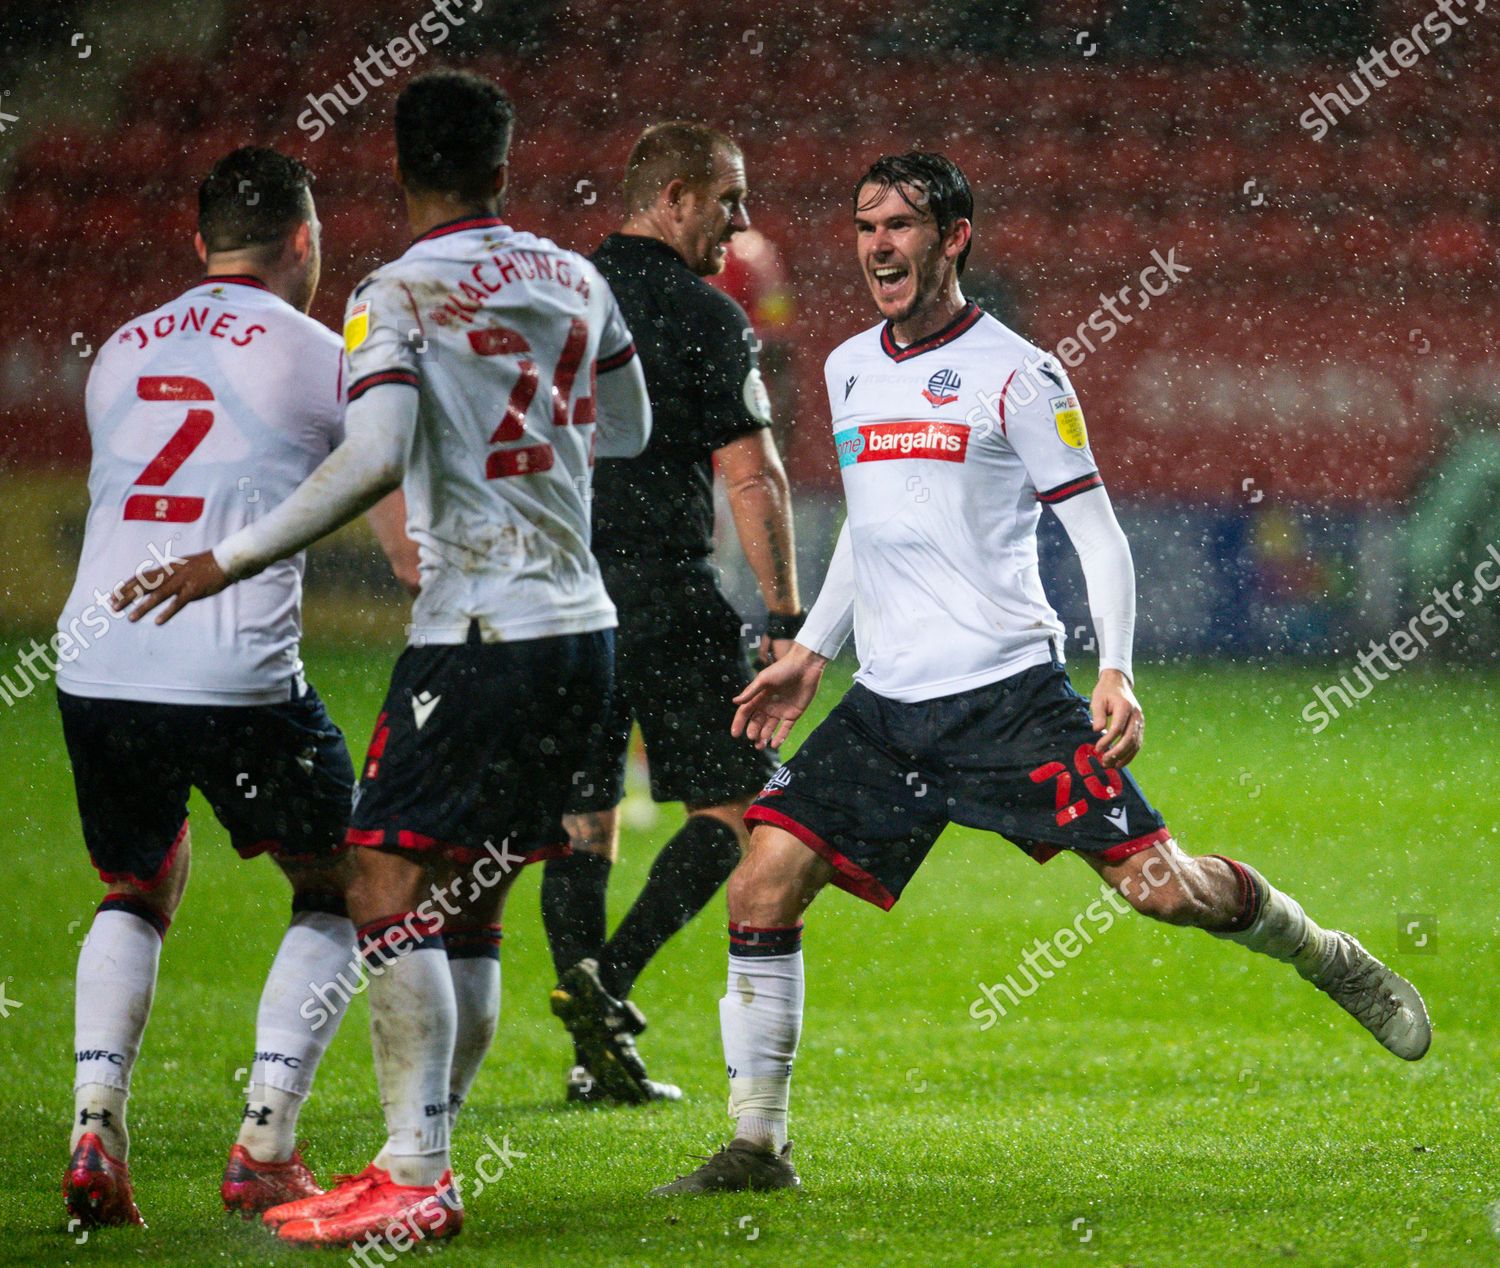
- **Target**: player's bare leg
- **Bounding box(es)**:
[66,829,192,1227]
[652,823,830,1195]
[223,850,357,1215]
[1086,838,1431,1059]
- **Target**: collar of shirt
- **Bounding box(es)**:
[601,232,691,270]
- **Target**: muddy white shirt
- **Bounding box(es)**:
[57,276,343,704]
[798,301,1132,703]
[338,215,640,645]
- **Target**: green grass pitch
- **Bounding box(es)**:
[2,643,1496,1265]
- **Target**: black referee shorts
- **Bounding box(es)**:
[567,561,778,814]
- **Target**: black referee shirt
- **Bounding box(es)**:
[590,233,771,571]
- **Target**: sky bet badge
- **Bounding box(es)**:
[1051,394,1087,448]
[922,367,961,407]
[344,300,371,355]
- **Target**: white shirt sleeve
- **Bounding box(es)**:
[1049,485,1136,683]
[594,352,652,458]
[795,520,855,659]
[214,383,416,580]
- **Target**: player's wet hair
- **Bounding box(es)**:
[623,121,741,213]
[395,69,515,203]
[855,152,974,275]
[198,147,312,256]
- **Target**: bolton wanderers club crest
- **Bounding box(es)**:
[922,368,961,407]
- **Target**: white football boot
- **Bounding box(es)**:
[1303,932,1432,1060]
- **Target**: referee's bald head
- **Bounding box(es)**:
[622,121,741,213]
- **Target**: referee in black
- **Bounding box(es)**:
[543,122,803,1103]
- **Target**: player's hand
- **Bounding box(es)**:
[733,643,827,750]
[111,550,230,625]
[1091,669,1143,768]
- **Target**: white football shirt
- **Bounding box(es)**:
[56,276,344,705]
[805,302,1106,702]
[343,215,637,645]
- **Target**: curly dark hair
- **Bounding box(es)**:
[395,68,515,203]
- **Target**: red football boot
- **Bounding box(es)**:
[221,1143,323,1216]
[276,1170,462,1248]
[63,1133,145,1228]
[262,1161,389,1229]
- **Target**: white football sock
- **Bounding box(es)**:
[446,934,502,1130]
[1209,859,1333,978]
[373,931,501,1171]
[236,909,356,1162]
[363,916,454,1187]
[72,1083,129,1161]
[72,903,165,1159]
[721,925,804,1152]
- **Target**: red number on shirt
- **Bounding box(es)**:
[552,318,594,427]
[468,321,593,479]
[492,360,539,444]
[122,375,214,522]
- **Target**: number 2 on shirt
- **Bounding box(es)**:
[122,375,213,522]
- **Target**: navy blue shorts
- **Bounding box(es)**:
[57,685,355,890]
[745,663,1169,910]
[347,625,613,865]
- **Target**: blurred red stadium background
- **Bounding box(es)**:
[3,0,1496,649]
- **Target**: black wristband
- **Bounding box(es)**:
[765,611,806,641]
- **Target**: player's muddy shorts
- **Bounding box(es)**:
[347,624,613,866]
[566,560,778,813]
[745,661,1169,910]
[58,684,355,890]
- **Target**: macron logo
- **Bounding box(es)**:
[412,691,441,731]
[1104,806,1130,835]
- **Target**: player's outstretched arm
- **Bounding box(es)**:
[113,386,416,625]
[732,643,828,750]
[730,519,854,746]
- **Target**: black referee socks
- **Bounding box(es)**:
[542,849,612,981]
[598,814,741,1000]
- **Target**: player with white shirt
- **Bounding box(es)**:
[651,151,1431,1196]
[115,71,652,1248]
[58,147,371,1228]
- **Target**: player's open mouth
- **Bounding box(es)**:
[871,264,909,300]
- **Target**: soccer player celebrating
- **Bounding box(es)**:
[542,122,802,1105]
[651,152,1432,1195]
[114,70,651,1247]
[58,148,363,1226]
